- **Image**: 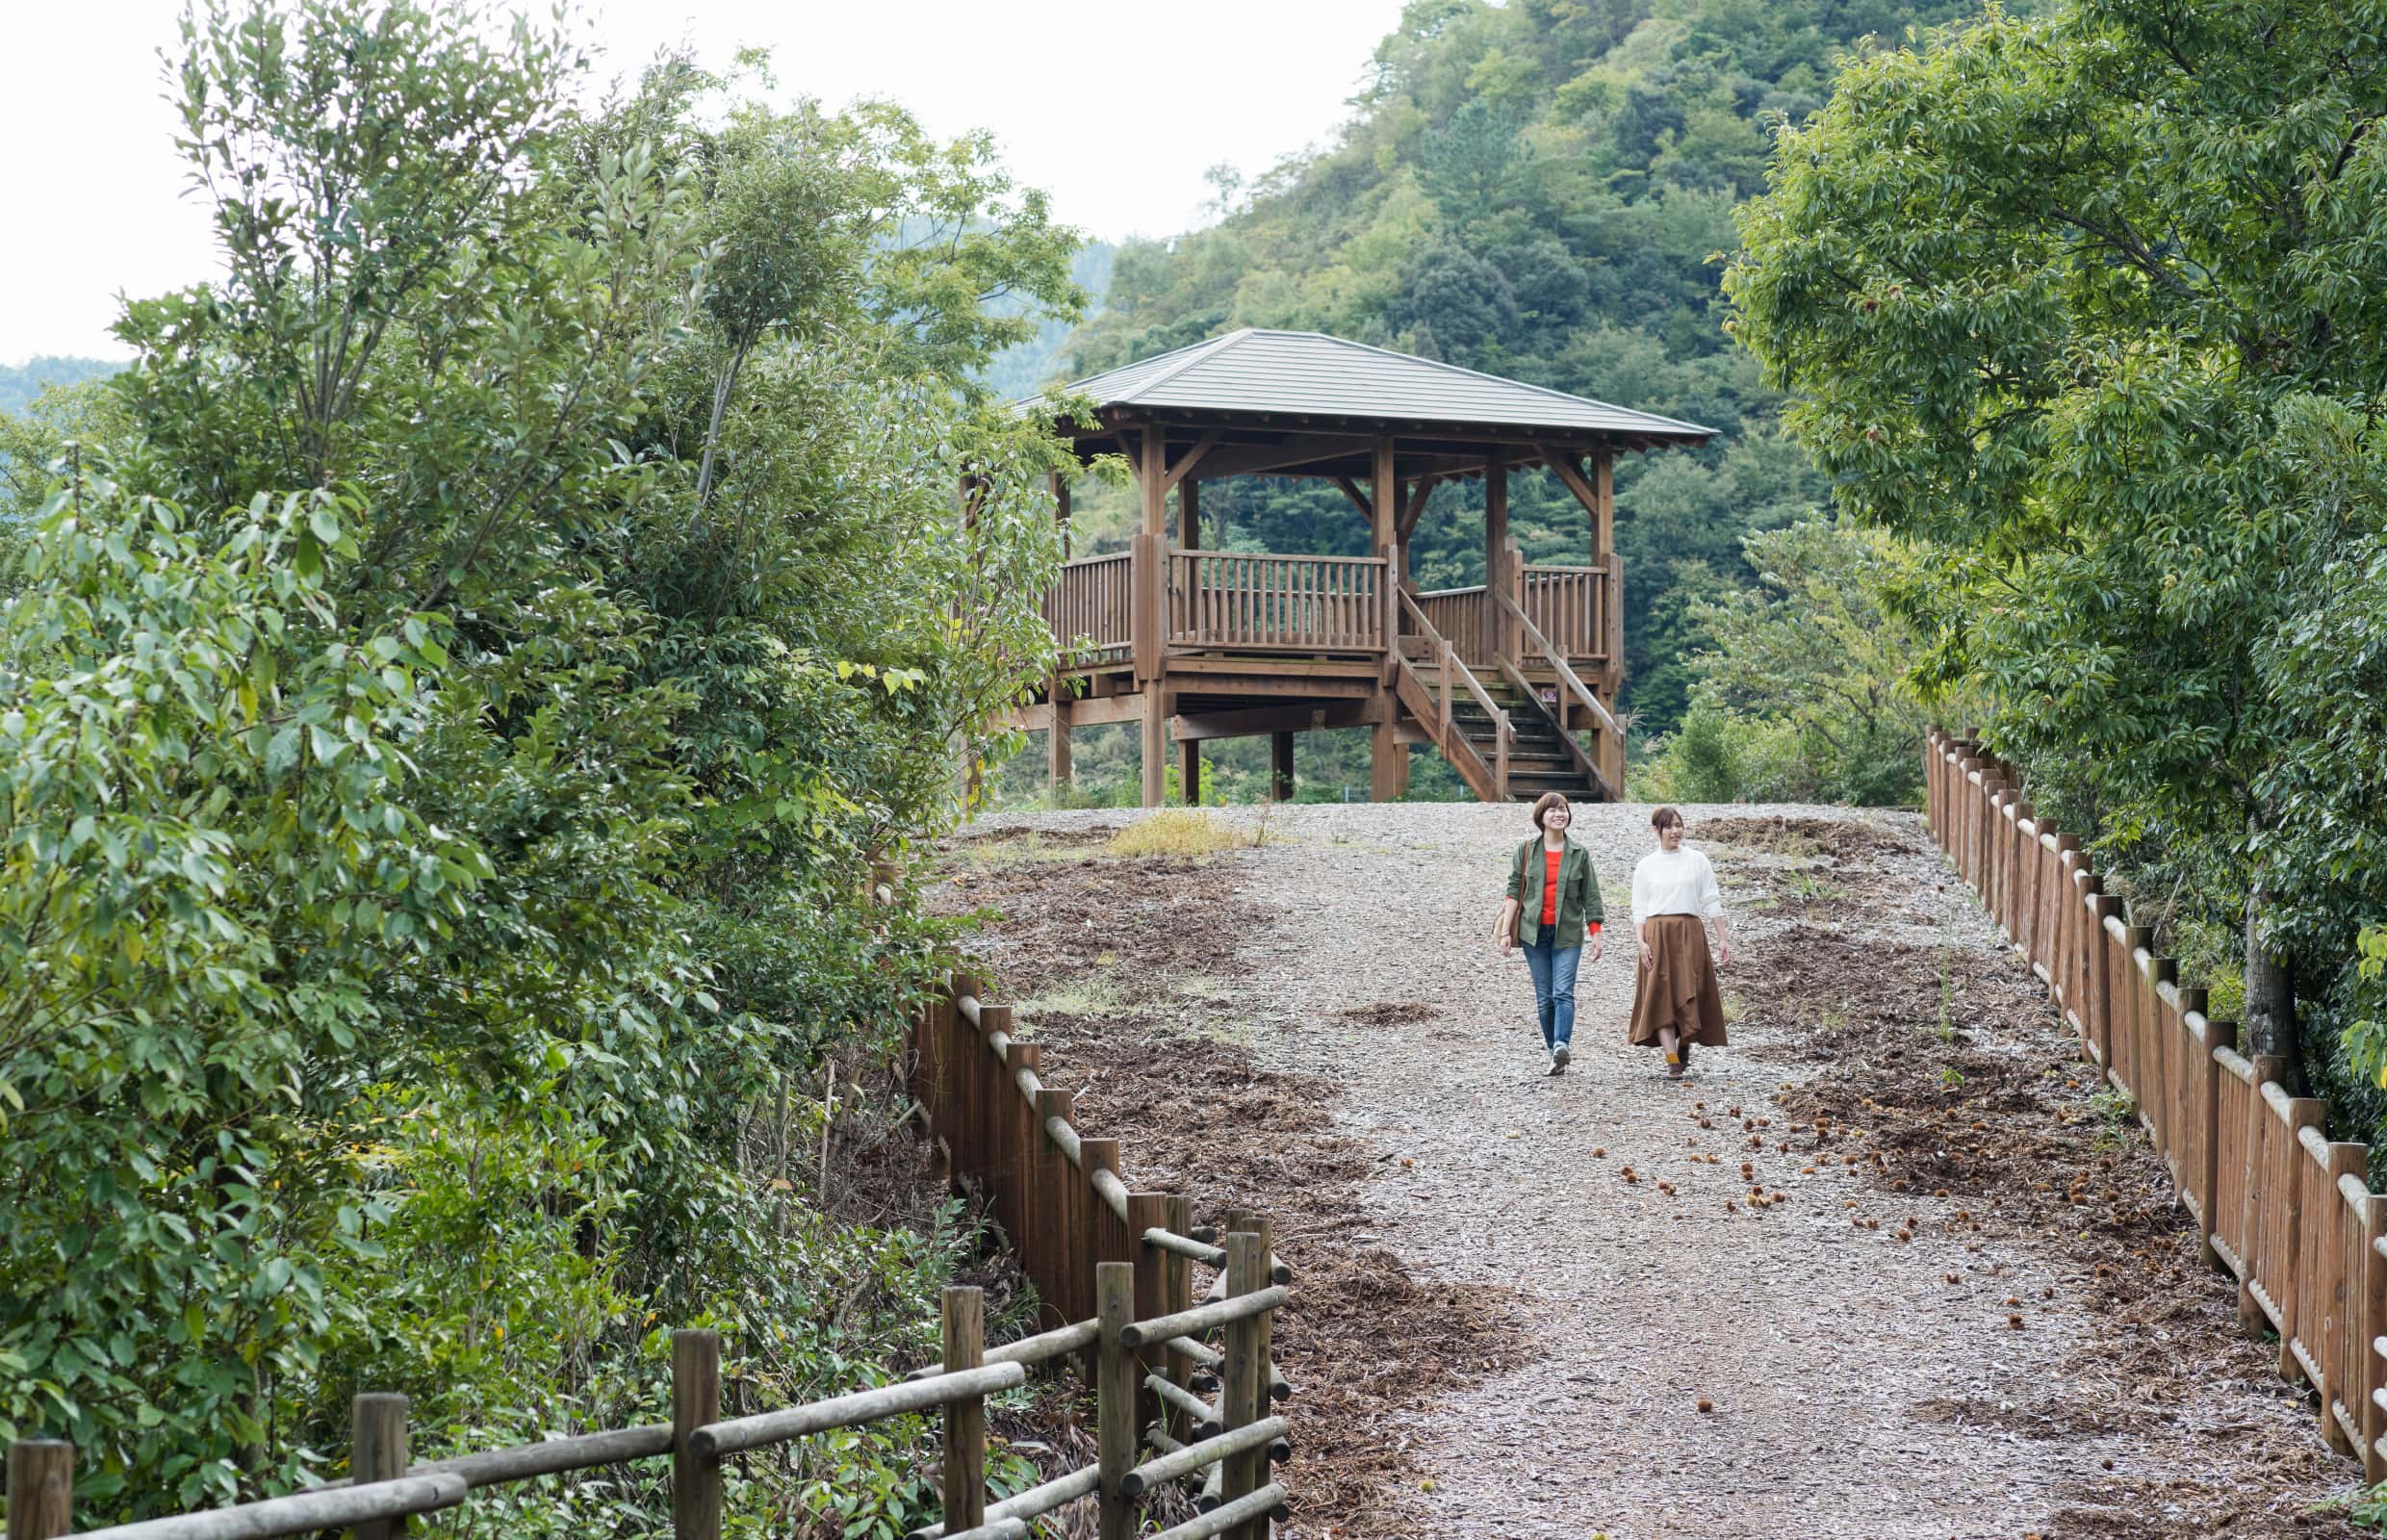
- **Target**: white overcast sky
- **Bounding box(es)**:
[1,0,1409,363]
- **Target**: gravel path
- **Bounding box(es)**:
[965,799,2356,1538]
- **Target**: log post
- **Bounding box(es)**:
[1270,732,1296,803]
[672,1329,723,1540]
[1219,1228,1267,1538]
[2201,1016,2235,1270]
[1163,1193,1197,1438]
[349,1394,408,1540]
[950,971,982,1180]
[941,1287,988,1531]
[1096,1262,1138,1540]
[1035,1089,1075,1328]
[1127,1192,1172,1429]
[6,1442,72,1540]
[2364,1194,2387,1485]
[1005,1041,1040,1274]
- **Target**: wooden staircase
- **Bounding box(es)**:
[1391,591,1616,805]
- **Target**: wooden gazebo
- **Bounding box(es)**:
[1012,328,1712,805]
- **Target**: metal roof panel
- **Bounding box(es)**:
[1036,328,1712,440]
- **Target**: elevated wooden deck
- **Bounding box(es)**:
[1014,544,1625,805]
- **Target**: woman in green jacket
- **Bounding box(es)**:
[1495,792,1604,1075]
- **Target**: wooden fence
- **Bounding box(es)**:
[2,973,1294,1540]
[1927,729,2387,1481]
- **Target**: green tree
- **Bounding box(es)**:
[1728,0,2387,1083]
[2,0,1080,1527]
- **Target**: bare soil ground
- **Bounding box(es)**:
[935,803,2367,1539]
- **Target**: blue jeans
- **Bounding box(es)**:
[1521,937,1580,1051]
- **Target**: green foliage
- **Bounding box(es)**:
[1,0,1081,1529]
[1649,517,1964,806]
[1051,0,1977,732]
[1729,0,2387,1095]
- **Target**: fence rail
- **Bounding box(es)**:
[1167,550,1388,653]
[3,974,1295,1540]
[1927,728,2386,1480]
[1045,552,1135,668]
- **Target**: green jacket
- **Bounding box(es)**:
[1505,835,1604,949]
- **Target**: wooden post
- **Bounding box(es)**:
[1163,1193,1196,1437]
[1180,741,1202,807]
[7,1442,72,1540]
[941,1287,988,1531]
[1035,1089,1075,1327]
[672,1330,722,1540]
[1178,477,1199,551]
[2200,1015,2234,1270]
[2323,1142,2368,1451]
[1096,1262,1138,1540]
[1591,449,1619,700]
[1219,1228,1267,1537]
[2241,1055,2288,1337]
[1140,689,1168,809]
[349,1395,408,1540]
[951,971,983,1179]
[1127,1192,1172,1429]
[1048,690,1072,793]
[2363,1194,2387,1484]
[1484,449,1510,664]
[1005,1041,1040,1270]
[1270,732,1296,803]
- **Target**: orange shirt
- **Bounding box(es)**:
[1541,846,1561,928]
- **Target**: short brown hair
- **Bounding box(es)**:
[1529,792,1572,830]
[1651,806,1683,832]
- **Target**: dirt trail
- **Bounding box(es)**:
[943,802,2361,1539]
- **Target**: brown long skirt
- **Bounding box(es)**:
[1630,914,1728,1050]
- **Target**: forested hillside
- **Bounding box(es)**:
[1053,0,1977,732]
[0,356,121,418]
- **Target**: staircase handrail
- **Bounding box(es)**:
[1493,588,1620,801]
[1397,588,1510,799]
[1493,588,1622,742]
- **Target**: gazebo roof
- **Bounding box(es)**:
[1039,328,1714,447]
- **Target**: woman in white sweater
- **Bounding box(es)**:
[1629,806,1732,1082]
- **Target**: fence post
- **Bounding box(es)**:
[1034,1089,1075,1329]
[350,1394,408,1540]
[2364,1194,2387,1485]
[672,1329,723,1540]
[1219,1229,1265,1527]
[2242,1055,2288,1337]
[1084,1139,1125,1381]
[2200,1015,2234,1271]
[1163,1193,1197,1438]
[950,972,983,1179]
[2089,894,2122,1072]
[1005,1040,1040,1291]
[1127,1192,1172,1430]
[1096,1262,1138,1540]
[941,1287,988,1531]
[6,1442,72,1540]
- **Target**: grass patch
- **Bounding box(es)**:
[1016,969,1124,1022]
[1107,809,1250,859]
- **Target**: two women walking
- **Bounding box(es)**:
[1494,799,1732,1083]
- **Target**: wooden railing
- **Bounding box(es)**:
[1521,564,1611,663]
[1928,729,2385,1483]
[1045,552,1135,668]
[1494,586,1621,801]
[4,973,1296,1540]
[1167,550,1388,653]
[1413,586,1491,667]
[1392,589,1509,802]
[1411,565,1612,671]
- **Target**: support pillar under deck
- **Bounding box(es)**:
[1140,691,1168,808]
[1048,687,1071,793]
[1179,739,1202,806]
[1270,732,1296,803]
